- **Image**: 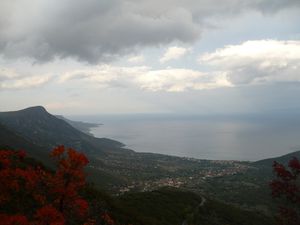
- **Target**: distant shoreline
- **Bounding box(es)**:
[56,115,102,136]
[87,114,300,161]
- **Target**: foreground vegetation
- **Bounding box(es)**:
[0,146,276,225]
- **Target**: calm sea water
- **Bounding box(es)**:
[70,114,300,161]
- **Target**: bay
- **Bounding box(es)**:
[70,114,300,161]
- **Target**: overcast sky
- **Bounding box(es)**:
[1,0,300,115]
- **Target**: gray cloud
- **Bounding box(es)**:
[0,0,299,63]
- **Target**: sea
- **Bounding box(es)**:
[69,114,300,161]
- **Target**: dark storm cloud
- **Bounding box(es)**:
[0,0,299,63]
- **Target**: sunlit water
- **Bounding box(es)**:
[69,114,300,161]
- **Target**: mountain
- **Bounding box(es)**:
[0,106,129,188]
[55,115,100,136]
[0,106,127,156]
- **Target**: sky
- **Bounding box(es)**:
[0,0,300,115]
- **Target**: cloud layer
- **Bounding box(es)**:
[0,0,299,63]
[160,47,189,63]
[59,65,231,92]
[1,39,299,92]
[0,67,51,90]
[199,40,300,85]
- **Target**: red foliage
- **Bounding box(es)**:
[34,205,65,225]
[48,146,89,219]
[0,214,29,225]
[0,146,132,225]
[0,146,89,224]
[270,157,300,225]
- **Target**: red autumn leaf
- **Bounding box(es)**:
[270,157,300,225]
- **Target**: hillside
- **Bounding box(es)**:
[203,150,300,215]
[0,106,126,156]
[55,115,100,136]
[0,123,52,164]
[115,187,274,225]
[0,122,41,150]
[253,150,300,167]
[0,108,128,188]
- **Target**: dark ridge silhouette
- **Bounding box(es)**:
[0,106,129,156]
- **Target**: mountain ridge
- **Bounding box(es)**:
[0,106,127,156]
[55,114,100,136]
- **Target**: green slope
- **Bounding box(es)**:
[114,187,274,225]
